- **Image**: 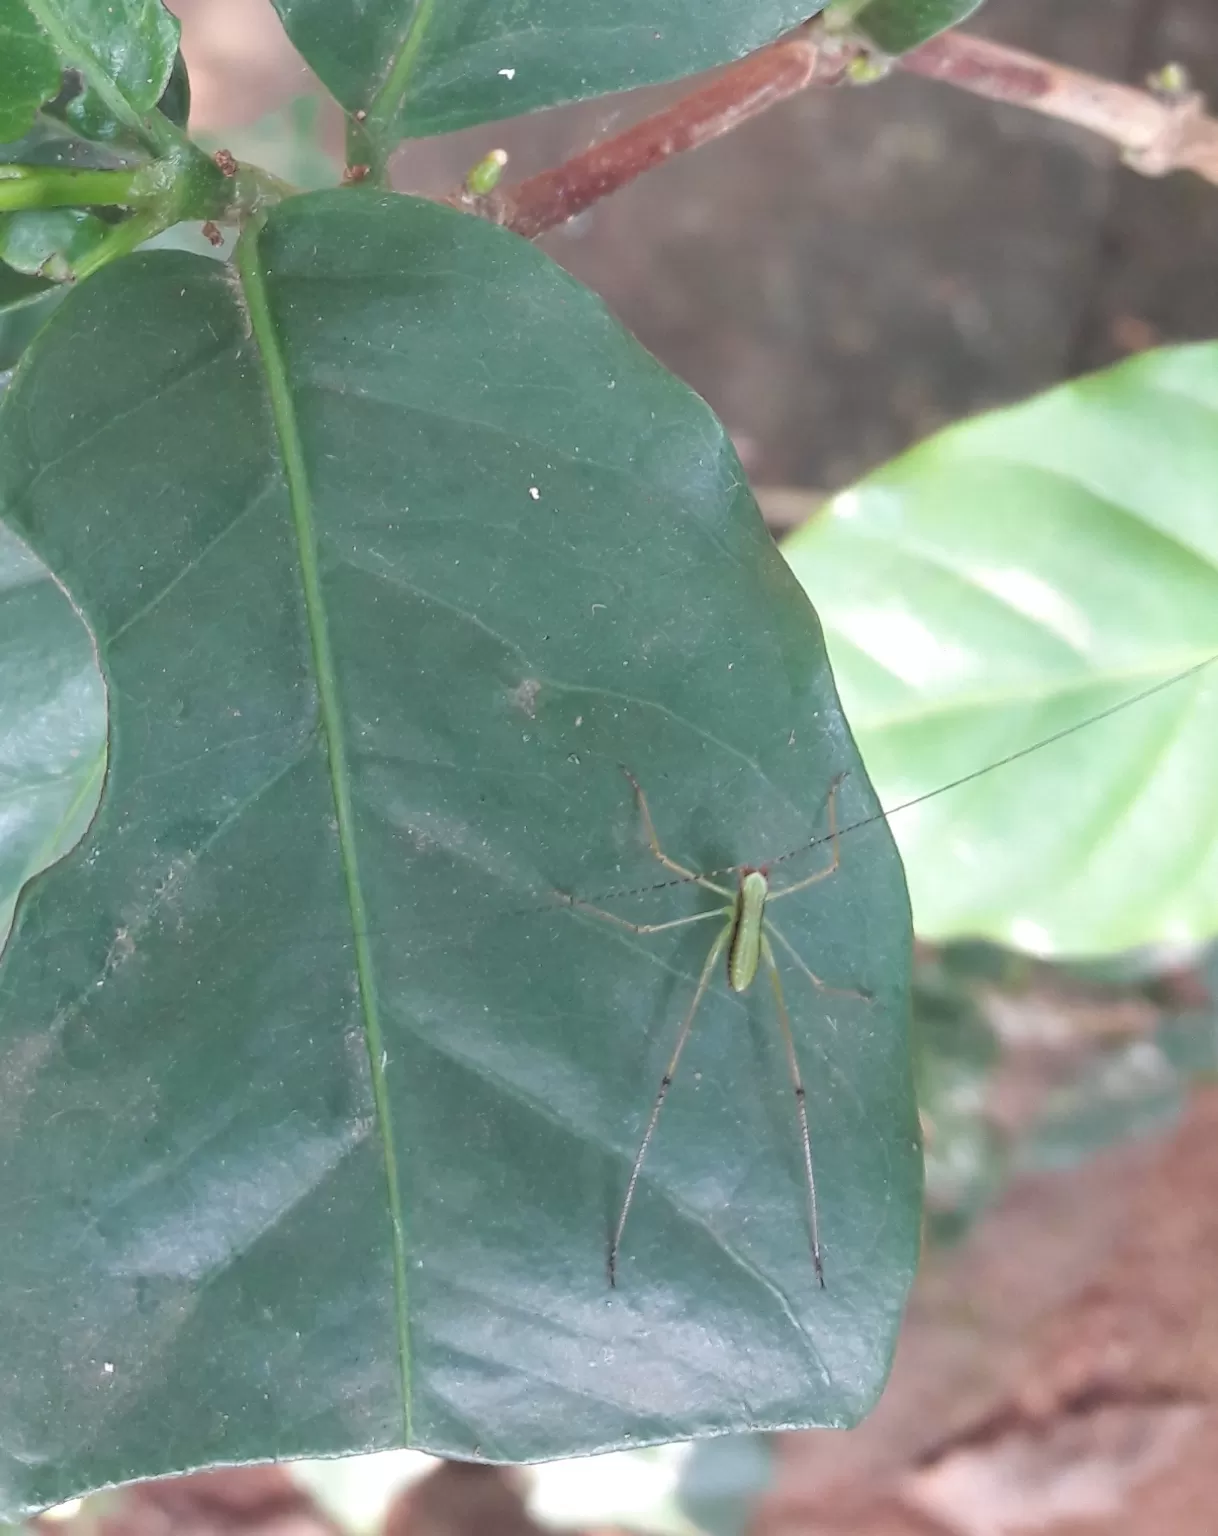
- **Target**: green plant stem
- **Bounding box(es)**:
[69,206,173,280]
[0,166,140,212]
[351,0,437,181]
[0,155,297,285]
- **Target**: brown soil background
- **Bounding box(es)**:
[90,3,1218,1532]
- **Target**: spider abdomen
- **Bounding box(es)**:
[727,868,768,992]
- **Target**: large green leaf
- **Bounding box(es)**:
[0,520,105,950]
[0,191,918,1512]
[783,345,1218,956]
[268,0,831,141]
[0,0,60,143]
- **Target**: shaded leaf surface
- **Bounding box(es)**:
[268,0,831,139]
[0,191,918,1511]
[783,345,1218,955]
[0,264,53,318]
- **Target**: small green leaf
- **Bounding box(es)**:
[0,0,61,142]
[269,0,832,141]
[0,191,919,1510]
[783,345,1218,956]
[848,0,986,55]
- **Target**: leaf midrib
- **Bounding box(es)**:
[235,216,414,1441]
[365,0,438,145]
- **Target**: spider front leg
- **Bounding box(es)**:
[620,766,732,898]
[555,893,729,937]
[769,773,846,901]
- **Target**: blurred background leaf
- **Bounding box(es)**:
[782,344,1218,956]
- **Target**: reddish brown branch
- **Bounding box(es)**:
[495,26,852,239]
[899,30,1218,183]
[458,22,1218,242]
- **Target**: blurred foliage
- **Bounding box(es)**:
[915,939,1218,1243]
[192,96,339,192]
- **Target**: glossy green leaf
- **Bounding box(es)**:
[0,191,918,1512]
[0,521,105,950]
[0,0,60,143]
[23,0,179,141]
[269,0,830,141]
[783,345,1218,956]
[848,0,986,55]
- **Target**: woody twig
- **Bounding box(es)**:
[466,24,853,238]
[898,30,1218,183]
[453,20,1218,241]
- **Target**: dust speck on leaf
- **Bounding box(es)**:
[511,677,542,718]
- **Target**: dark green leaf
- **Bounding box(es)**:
[0,0,61,142]
[851,0,987,55]
[0,191,918,1511]
[155,47,189,130]
[783,345,1218,956]
[269,0,830,140]
[0,263,51,312]
[0,521,105,949]
[0,112,138,171]
[0,279,61,371]
[0,271,62,375]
